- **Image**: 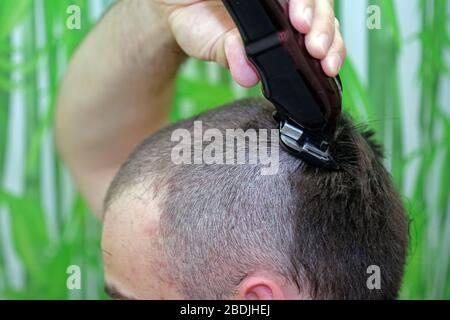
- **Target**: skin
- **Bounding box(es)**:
[56,0,346,300]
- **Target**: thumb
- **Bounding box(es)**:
[219,29,260,88]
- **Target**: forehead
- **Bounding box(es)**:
[101,187,176,299]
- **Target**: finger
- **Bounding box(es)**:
[305,0,336,59]
[289,0,315,34]
[224,30,260,88]
[321,20,346,77]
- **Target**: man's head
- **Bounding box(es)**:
[101,98,409,300]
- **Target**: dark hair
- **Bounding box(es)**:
[105,98,409,300]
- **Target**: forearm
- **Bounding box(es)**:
[56,0,184,215]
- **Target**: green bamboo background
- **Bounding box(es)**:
[0,0,449,299]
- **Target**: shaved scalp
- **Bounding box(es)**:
[105,98,409,300]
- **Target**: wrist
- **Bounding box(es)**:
[117,0,186,73]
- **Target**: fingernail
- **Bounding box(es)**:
[327,53,342,75]
[303,7,313,28]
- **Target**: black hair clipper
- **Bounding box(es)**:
[222,0,343,169]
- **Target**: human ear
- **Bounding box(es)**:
[236,275,286,300]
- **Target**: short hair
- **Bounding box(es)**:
[105,98,409,300]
